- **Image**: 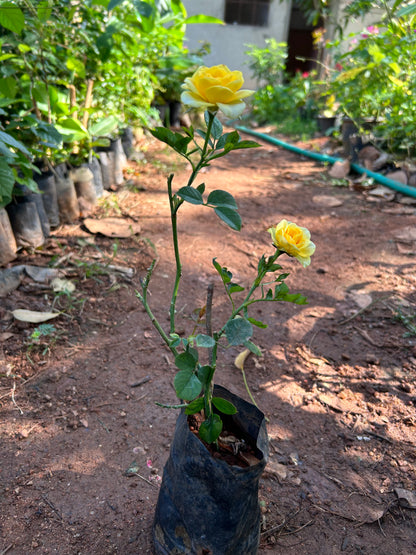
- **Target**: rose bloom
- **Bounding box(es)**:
[268,220,315,267]
[181,65,254,118]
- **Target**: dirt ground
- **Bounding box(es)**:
[1,127,416,555]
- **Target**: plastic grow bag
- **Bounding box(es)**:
[34,169,60,228]
[6,200,45,248]
[0,208,17,266]
[153,385,269,555]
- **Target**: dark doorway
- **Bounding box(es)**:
[286,2,320,75]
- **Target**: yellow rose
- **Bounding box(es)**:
[268,220,315,267]
[181,65,254,118]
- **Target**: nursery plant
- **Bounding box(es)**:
[326,1,416,156]
[137,64,315,444]
[138,63,315,553]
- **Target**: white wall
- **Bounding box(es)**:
[182,0,292,88]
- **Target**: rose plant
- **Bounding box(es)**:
[137,64,315,445]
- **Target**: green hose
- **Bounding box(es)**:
[236,126,416,199]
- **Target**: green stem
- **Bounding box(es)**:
[186,111,216,187]
[136,289,178,357]
[167,173,182,335]
[217,249,282,340]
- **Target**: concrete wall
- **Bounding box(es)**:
[182,1,381,87]
[182,0,292,88]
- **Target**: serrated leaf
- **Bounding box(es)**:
[210,116,223,140]
[195,334,216,348]
[185,397,204,415]
[175,351,197,372]
[225,317,253,346]
[174,370,202,401]
[198,414,222,443]
[212,397,237,415]
[247,317,268,329]
[177,186,203,205]
[207,189,237,209]
[214,206,241,231]
[12,310,60,323]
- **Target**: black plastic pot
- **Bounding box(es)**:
[341,118,362,162]
[121,127,135,159]
[153,385,269,555]
[55,176,80,223]
[86,156,104,198]
[6,200,45,248]
[98,151,114,190]
[34,169,60,228]
[316,116,336,134]
[110,138,126,186]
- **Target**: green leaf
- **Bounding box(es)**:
[169,333,181,348]
[0,76,17,100]
[212,258,232,283]
[207,189,237,209]
[244,340,262,357]
[0,158,16,209]
[175,351,197,372]
[177,186,203,205]
[195,334,216,348]
[214,206,241,231]
[132,0,154,18]
[398,3,416,16]
[247,317,268,329]
[198,414,222,443]
[225,317,253,346]
[0,2,25,34]
[0,131,31,156]
[197,365,214,386]
[210,116,223,140]
[231,140,260,150]
[37,1,52,22]
[55,119,89,141]
[150,127,191,154]
[212,397,237,415]
[89,116,119,137]
[185,397,204,415]
[174,370,202,401]
[66,57,86,79]
[196,183,205,195]
[184,15,224,25]
[228,283,244,294]
[108,0,125,9]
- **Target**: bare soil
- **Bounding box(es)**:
[1,129,416,555]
